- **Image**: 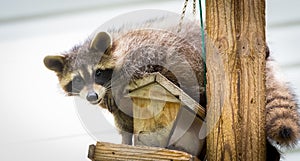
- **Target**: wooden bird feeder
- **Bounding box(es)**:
[88,72,206,161]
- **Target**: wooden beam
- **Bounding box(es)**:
[206,0,266,161]
[88,142,200,161]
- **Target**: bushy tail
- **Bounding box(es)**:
[266,62,300,147]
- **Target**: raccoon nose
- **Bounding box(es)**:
[86,91,98,102]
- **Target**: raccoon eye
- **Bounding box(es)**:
[95,69,102,77]
[95,69,113,85]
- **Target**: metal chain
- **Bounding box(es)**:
[193,0,197,16]
[177,0,189,33]
[178,0,207,90]
[178,0,198,32]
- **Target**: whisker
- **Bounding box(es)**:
[65,92,80,96]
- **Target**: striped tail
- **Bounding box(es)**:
[266,61,300,147]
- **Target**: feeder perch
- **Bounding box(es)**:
[88,142,201,161]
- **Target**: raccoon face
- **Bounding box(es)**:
[44,32,115,105]
[64,66,114,105]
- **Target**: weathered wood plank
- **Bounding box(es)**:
[129,83,181,103]
[132,96,180,147]
[88,142,200,161]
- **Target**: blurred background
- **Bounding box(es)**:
[0,0,299,160]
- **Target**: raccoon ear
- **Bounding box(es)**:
[90,32,112,52]
[43,55,65,73]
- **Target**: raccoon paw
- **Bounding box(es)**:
[267,117,300,147]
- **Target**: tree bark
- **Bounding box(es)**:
[206,0,266,161]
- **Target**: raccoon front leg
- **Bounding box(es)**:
[104,92,134,145]
[113,109,133,145]
[265,62,300,147]
[120,131,133,145]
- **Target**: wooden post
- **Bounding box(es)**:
[206,0,266,161]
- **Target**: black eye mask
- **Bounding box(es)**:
[94,69,114,86]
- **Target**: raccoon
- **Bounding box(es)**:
[44,20,299,159]
[43,21,205,146]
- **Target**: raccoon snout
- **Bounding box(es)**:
[86,91,99,102]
